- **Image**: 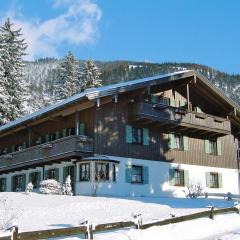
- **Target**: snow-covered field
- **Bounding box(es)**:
[0,192,239,239]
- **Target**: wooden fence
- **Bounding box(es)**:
[1,206,239,240]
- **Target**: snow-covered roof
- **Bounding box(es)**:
[0,69,238,134]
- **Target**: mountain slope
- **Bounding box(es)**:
[23,59,240,113]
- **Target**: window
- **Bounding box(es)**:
[48,169,56,179]
[209,140,217,155]
[29,172,40,188]
[174,135,184,150]
[132,165,143,184]
[159,97,170,106]
[132,127,143,144]
[49,133,56,141]
[0,178,6,192]
[13,175,25,192]
[95,162,109,181]
[112,164,116,182]
[80,163,90,181]
[174,169,185,186]
[209,172,219,188]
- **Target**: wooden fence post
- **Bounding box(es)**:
[12,226,18,240]
[209,207,214,220]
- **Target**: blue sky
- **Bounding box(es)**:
[0,0,239,73]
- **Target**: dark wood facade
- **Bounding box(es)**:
[0,71,239,174]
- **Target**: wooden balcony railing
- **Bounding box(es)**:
[0,135,94,172]
[128,102,231,135]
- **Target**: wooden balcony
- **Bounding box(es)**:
[0,135,94,173]
[128,102,231,136]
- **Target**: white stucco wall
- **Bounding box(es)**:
[0,156,239,197]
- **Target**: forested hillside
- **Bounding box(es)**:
[23,59,240,113]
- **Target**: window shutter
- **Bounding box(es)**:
[23,141,26,149]
[196,107,202,113]
[169,169,175,186]
[29,173,33,183]
[126,125,133,144]
[12,176,15,191]
[151,95,158,104]
[79,123,85,135]
[44,170,49,180]
[45,134,50,142]
[22,174,26,190]
[74,165,77,183]
[63,129,67,137]
[184,170,189,187]
[143,166,149,184]
[205,172,211,187]
[183,136,189,151]
[168,134,175,149]
[3,178,6,192]
[56,131,60,139]
[125,165,132,183]
[217,139,222,156]
[180,100,187,107]
[143,128,149,146]
[63,167,68,182]
[37,172,41,187]
[55,168,59,181]
[205,140,210,154]
[218,173,223,188]
[170,98,176,107]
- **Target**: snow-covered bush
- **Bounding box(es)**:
[0,195,18,231]
[39,179,62,195]
[63,175,73,196]
[185,181,203,198]
[25,182,33,195]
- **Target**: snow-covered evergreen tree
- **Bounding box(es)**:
[80,60,102,91]
[54,51,78,101]
[0,18,28,122]
[0,60,10,125]
[63,175,73,196]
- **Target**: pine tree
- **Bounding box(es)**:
[0,60,10,125]
[54,51,78,101]
[80,60,102,91]
[0,18,27,122]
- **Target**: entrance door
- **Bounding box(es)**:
[63,165,76,194]
[12,174,26,192]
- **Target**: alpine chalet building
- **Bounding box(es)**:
[0,70,239,197]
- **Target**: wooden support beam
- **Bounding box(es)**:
[187,83,190,110]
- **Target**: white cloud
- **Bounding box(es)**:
[1,0,102,60]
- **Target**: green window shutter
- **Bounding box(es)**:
[184,170,189,187]
[218,173,223,188]
[183,136,189,151]
[180,100,187,107]
[23,141,26,149]
[217,139,222,156]
[168,134,175,149]
[74,165,77,183]
[63,129,67,137]
[79,123,85,135]
[143,128,149,146]
[170,98,176,107]
[169,169,175,186]
[22,174,26,190]
[63,167,68,182]
[12,176,15,191]
[151,95,158,104]
[143,166,149,184]
[205,140,210,154]
[37,172,41,187]
[125,165,132,183]
[3,178,6,192]
[45,134,50,142]
[56,131,60,139]
[126,125,133,144]
[206,172,211,187]
[29,173,33,183]
[44,170,49,180]
[55,168,59,181]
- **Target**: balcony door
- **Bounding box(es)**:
[63,165,76,194]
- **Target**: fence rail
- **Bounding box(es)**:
[0,206,239,240]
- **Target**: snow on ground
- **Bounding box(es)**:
[0,192,236,234]
[50,214,240,240]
